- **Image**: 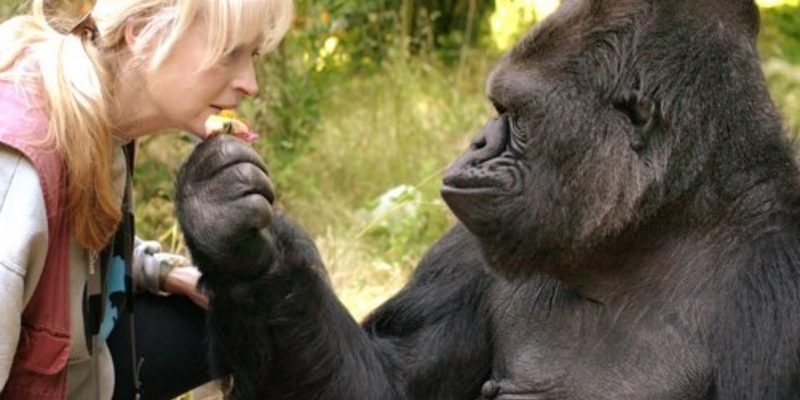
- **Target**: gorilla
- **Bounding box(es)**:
[176,0,800,398]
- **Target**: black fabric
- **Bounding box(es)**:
[107,142,212,400]
[107,292,212,400]
[85,142,137,352]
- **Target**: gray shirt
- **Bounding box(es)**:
[0,143,167,399]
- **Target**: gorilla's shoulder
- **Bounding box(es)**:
[362,225,494,334]
[412,224,489,281]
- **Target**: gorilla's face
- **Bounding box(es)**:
[441,0,760,273]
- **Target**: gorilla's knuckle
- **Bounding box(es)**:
[242,192,272,216]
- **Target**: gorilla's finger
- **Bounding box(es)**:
[239,193,274,231]
[184,135,267,182]
[210,162,274,204]
[215,135,268,173]
[233,162,275,205]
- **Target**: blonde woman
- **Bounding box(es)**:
[0,0,293,398]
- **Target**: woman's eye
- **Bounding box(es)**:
[221,46,261,64]
[219,47,245,64]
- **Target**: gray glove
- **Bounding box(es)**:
[132,237,190,295]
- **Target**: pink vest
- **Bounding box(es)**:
[0,82,71,399]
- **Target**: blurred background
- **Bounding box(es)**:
[0,0,797,398]
[0,0,798,319]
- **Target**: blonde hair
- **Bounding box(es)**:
[0,0,293,252]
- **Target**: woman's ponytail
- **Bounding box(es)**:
[1,0,121,251]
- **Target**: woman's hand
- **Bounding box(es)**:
[132,238,209,309]
[162,265,209,309]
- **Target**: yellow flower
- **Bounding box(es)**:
[204,111,259,142]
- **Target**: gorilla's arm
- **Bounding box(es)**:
[360,225,493,398]
[206,220,491,400]
[177,136,492,399]
[711,230,800,399]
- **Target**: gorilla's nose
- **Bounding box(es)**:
[446,116,510,176]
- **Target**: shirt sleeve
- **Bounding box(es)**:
[0,143,49,391]
[132,237,191,295]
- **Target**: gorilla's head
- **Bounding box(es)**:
[442,0,777,275]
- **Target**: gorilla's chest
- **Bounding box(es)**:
[481,280,712,400]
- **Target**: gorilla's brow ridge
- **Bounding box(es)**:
[485,67,543,114]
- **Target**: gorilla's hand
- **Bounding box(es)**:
[177,135,276,279]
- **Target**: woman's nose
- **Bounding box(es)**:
[234,61,259,97]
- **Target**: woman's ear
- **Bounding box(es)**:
[123,18,147,52]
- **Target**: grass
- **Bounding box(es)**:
[272,54,499,318]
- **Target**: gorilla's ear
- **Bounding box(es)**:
[613,89,657,153]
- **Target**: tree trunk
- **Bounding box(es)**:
[458,0,478,76]
[401,0,418,54]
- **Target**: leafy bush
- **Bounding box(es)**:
[359,184,450,270]
[759,5,800,141]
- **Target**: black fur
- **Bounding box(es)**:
[176,0,800,398]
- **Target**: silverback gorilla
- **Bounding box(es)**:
[176,0,800,398]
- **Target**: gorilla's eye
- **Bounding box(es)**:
[613,91,658,153]
[614,93,654,127]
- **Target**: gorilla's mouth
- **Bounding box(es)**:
[441,169,519,231]
[441,173,504,195]
[442,161,521,195]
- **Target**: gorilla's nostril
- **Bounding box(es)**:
[471,137,487,150]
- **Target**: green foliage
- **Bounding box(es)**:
[239,11,331,170]
[270,51,492,268]
[760,5,800,63]
[759,5,800,141]
[489,0,558,50]
[238,0,497,177]
[132,133,195,253]
[0,1,22,18]
[758,0,800,7]
[250,53,491,320]
[239,0,412,173]
[359,184,450,271]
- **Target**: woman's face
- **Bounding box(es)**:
[142,17,260,138]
